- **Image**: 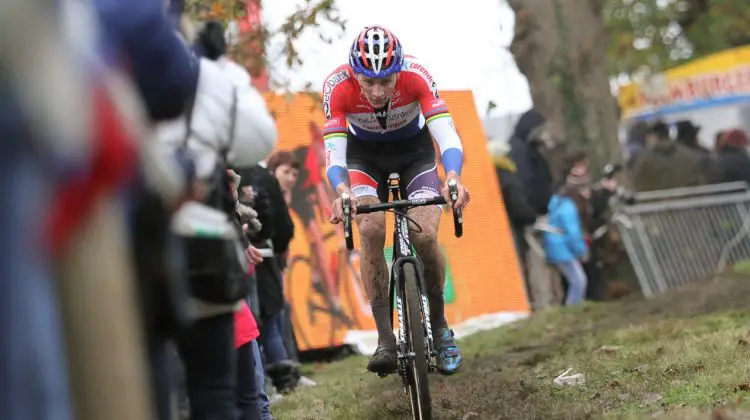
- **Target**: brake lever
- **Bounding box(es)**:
[447,179,463,238]
[341,193,354,250]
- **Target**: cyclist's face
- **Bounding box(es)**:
[274,164,299,191]
[356,73,398,108]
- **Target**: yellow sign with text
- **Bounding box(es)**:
[263,90,530,352]
[618,46,750,119]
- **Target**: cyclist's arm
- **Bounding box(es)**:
[321,74,350,194]
[409,64,464,177]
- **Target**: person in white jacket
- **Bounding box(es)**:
[153,20,278,420]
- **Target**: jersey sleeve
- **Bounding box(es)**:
[321,68,351,191]
[406,60,464,175]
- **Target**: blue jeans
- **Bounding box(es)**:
[236,342,262,420]
[251,341,272,420]
[555,260,588,306]
[259,311,289,365]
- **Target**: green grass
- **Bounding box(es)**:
[273,276,750,419]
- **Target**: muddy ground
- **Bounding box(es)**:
[275,275,750,420]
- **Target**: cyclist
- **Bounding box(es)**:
[324,25,470,375]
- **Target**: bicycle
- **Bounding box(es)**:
[341,173,463,420]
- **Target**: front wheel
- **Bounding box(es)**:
[403,263,432,420]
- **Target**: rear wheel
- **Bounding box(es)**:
[403,263,432,420]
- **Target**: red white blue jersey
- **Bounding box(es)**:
[321,56,464,189]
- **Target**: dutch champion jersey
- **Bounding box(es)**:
[321,55,464,189]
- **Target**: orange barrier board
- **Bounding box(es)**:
[263,90,530,353]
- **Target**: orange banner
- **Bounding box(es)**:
[264,90,530,353]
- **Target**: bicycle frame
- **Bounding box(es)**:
[341,174,463,369]
[385,175,438,376]
[341,174,463,419]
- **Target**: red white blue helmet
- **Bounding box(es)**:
[349,25,404,78]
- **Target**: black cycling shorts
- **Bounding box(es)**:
[347,126,441,203]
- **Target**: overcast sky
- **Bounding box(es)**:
[262,0,533,119]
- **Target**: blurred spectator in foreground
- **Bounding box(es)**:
[709,129,750,184]
[633,121,708,192]
[508,108,555,216]
[487,138,537,293]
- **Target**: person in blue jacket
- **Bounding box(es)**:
[543,152,590,306]
[93,0,199,121]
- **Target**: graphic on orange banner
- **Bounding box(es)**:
[263,90,530,353]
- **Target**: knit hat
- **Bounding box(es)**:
[719,129,749,149]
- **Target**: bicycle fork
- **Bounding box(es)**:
[389,257,437,384]
[412,257,437,373]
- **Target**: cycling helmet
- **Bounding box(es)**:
[349,25,404,78]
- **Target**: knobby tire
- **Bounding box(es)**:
[403,263,432,420]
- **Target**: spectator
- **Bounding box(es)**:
[710,129,750,184]
[624,121,649,169]
[543,152,590,306]
[235,268,264,420]
[235,161,299,395]
[676,120,712,173]
[266,151,300,207]
[586,172,620,302]
[487,138,537,293]
[676,120,711,156]
[235,178,275,419]
[633,120,707,192]
[94,0,200,121]
[153,12,278,419]
[508,108,555,216]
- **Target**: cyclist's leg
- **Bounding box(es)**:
[347,157,395,373]
[403,133,463,375]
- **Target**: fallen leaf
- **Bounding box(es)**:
[739,338,749,346]
[553,368,586,386]
[636,363,649,373]
[694,364,705,371]
[656,346,664,355]
[645,392,662,404]
[596,345,621,355]
[663,365,679,375]
[462,412,478,420]
[590,392,601,400]
[609,380,621,388]
[735,383,750,391]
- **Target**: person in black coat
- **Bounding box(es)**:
[235,163,298,394]
[487,139,537,296]
[508,109,555,216]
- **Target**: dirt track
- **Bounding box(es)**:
[276,275,750,419]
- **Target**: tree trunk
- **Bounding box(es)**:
[508,0,621,175]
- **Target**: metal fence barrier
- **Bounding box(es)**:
[614,182,750,298]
